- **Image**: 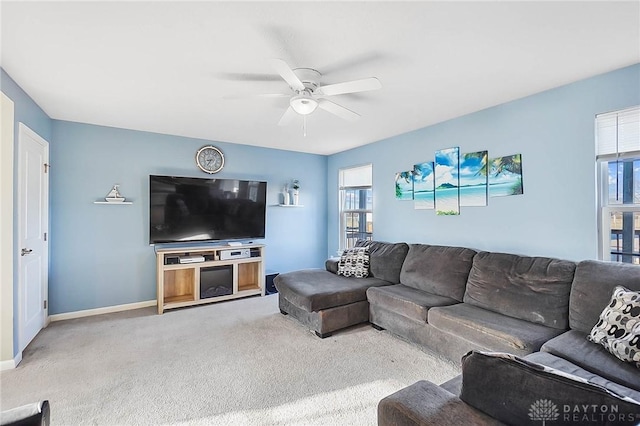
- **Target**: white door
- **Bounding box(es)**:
[18,123,49,352]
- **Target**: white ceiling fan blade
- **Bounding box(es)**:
[318,77,381,96]
[318,99,360,122]
[271,59,305,92]
[223,93,289,100]
[278,106,297,126]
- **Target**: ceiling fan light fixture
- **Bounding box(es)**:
[290,93,318,115]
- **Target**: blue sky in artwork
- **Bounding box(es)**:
[489,169,519,183]
[413,162,434,186]
[435,148,458,167]
[435,148,459,186]
[459,152,487,187]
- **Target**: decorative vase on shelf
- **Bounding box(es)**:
[283,186,290,205]
[291,179,300,206]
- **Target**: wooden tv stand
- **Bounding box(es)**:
[155,243,265,314]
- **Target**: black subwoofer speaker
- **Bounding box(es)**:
[265,272,279,295]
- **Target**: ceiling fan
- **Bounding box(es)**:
[227,59,382,132]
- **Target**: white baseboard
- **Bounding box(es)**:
[49,300,157,322]
[1,351,22,371]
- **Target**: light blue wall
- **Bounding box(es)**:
[1,70,52,141]
[328,64,640,261]
[1,68,53,357]
[49,121,328,314]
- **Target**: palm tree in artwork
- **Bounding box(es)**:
[395,171,412,198]
[491,154,522,176]
[463,152,488,177]
[490,154,523,195]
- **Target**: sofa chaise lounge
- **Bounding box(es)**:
[274,241,409,338]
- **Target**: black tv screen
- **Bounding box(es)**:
[149,175,267,244]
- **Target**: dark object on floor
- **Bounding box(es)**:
[265,272,279,294]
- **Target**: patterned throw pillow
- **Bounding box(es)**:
[588,286,640,368]
[337,247,370,278]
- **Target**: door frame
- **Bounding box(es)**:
[0,92,16,369]
[17,122,49,353]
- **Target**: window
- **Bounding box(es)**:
[596,106,640,264]
[339,164,373,249]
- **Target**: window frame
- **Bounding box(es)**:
[596,106,640,264]
[338,164,373,250]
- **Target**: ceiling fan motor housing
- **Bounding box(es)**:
[289,68,321,114]
[292,68,321,93]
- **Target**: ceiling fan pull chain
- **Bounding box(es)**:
[303,115,307,137]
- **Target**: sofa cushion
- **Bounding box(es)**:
[428,304,564,356]
[274,269,391,312]
[463,251,576,329]
[355,240,409,284]
[366,284,459,322]
[569,260,640,334]
[525,351,640,401]
[378,380,504,426]
[337,246,370,278]
[459,351,640,426]
[399,244,477,301]
[541,329,640,393]
[588,286,640,368]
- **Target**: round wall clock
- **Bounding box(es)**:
[195,145,224,174]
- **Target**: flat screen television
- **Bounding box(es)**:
[149,175,267,244]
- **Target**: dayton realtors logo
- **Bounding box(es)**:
[528,399,640,424]
[529,399,559,425]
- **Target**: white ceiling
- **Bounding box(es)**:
[2,1,639,155]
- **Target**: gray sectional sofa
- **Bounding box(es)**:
[275,240,640,424]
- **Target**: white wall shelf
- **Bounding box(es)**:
[276,204,304,207]
[94,201,133,205]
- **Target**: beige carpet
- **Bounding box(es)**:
[0,294,460,425]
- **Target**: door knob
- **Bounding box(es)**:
[21,248,33,256]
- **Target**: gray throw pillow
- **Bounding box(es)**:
[588,285,640,368]
[337,247,370,278]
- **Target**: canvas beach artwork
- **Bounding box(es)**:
[413,162,435,209]
[489,154,523,197]
[459,151,488,207]
[435,147,460,215]
[395,171,413,200]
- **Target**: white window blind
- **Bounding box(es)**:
[596,106,640,159]
[340,164,372,188]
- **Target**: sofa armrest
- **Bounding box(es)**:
[325,258,339,274]
[1,400,50,426]
[378,380,504,426]
[460,351,640,425]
